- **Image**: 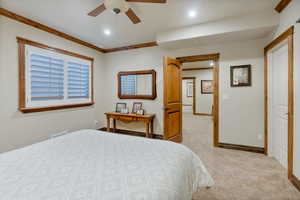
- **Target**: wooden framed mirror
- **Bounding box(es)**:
[118,70,157,100]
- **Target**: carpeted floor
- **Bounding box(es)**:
[181,112,300,200]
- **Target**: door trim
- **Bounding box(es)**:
[177,53,220,147]
[219,143,265,154]
[264,26,294,179]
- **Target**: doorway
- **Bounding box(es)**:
[163,54,220,147]
[182,77,195,114]
[268,42,289,169]
[182,66,214,116]
[264,26,294,179]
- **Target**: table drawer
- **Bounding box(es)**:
[117,116,136,121]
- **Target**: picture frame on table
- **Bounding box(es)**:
[136,109,145,115]
[132,102,143,114]
[116,103,127,113]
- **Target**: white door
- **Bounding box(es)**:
[269,43,289,169]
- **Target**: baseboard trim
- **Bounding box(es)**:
[99,127,163,139]
[193,113,213,116]
[291,174,300,192]
[219,143,265,154]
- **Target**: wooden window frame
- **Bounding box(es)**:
[17,37,94,113]
[118,70,157,100]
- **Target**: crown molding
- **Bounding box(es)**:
[275,0,292,13]
[104,42,158,53]
[0,8,158,54]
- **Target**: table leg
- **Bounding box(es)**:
[107,117,111,132]
[150,119,154,138]
[113,119,116,133]
[145,122,150,138]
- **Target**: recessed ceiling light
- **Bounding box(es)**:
[210,61,214,66]
[188,10,197,18]
[104,29,111,36]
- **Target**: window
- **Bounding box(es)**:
[18,38,94,113]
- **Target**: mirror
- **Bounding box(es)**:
[118,70,157,100]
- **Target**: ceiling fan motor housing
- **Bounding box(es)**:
[104,0,129,14]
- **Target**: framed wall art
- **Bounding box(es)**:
[201,80,213,94]
[230,65,252,87]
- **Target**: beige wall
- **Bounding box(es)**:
[0,16,105,153]
[0,14,266,153]
[102,47,169,135]
[104,38,265,148]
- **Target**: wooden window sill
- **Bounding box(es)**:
[19,102,94,113]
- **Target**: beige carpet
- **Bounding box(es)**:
[181,112,300,200]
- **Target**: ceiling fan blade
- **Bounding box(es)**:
[126,0,166,3]
[125,8,141,24]
[88,3,106,17]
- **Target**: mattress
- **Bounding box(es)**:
[0,129,213,200]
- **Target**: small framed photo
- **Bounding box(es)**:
[186,82,193,97]
[136,109,145,115]
[132,102,143,114]
[230,65,251,87]
[116,103,127,113]
[120,108,129,114]
[201,80,213,94]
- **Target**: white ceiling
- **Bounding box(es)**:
[0,0,278,48]
[159,26,276,49]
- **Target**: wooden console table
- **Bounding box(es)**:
[105,112,155,138]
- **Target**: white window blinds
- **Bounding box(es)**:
[30,54,64,101]
[68,62,90,99]
[25,45,92,109]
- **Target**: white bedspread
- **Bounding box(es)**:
[0,129,213,200]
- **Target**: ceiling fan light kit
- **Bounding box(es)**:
[104,0,129,14]
[88,0,167,24]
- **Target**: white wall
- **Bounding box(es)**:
[104,38,265,147]
[0,16,106,153]
[294,22,300,182]
[270,0,300,180]
[183,70,213,114]
[263,0,300,180]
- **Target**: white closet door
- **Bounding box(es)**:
[271,43,289,169]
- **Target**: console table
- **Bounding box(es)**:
[104,112,155,138]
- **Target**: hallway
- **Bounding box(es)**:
[181,113,300,200]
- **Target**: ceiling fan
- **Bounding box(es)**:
[88,0,167,24]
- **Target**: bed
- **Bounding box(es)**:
[0,129,213,200]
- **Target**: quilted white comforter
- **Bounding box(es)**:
[0,129,213,200]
